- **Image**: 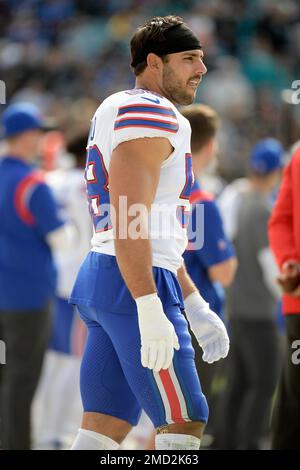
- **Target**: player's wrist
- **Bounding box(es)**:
[135,292,159,305]
[185,292,229,359]
[135,293,164,319]
[184,291,210,317]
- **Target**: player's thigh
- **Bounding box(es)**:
[101,305,209,429]
[77,305,141,427]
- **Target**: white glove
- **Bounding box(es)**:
[136,293,180,371]
[184,292,229,363]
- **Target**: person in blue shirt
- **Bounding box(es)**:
[181,104,237,402]
[0,103,74,449]
[186,180,235,319]
[182,104,237,320]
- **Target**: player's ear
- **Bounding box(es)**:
[147,53,163,73]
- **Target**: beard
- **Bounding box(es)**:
[162,63,197,105]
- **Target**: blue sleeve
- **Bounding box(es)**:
[28,183,65,237]
[189,199,235,268]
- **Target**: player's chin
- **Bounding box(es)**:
[179,90,196,105]
[187,86,198,101]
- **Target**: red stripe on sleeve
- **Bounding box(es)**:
[14,171,45,225]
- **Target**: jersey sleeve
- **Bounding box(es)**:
[28,182,65,237]
[112,94,179,149]
[188,199,235,268]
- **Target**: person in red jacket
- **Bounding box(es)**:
[268,143,300,450]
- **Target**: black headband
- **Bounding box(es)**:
[131,23,202,68]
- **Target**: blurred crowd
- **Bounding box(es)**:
[1,0,300,179]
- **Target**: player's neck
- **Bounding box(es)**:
[135,78,173,103]
[7,143,35,163]
[249,176,274,194]
[192,153,206,177]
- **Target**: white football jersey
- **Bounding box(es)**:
[86,88,194,274]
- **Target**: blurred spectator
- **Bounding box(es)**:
[198,56,255,120]
[182,104,237,445]
[217,139,284,449]
[269,142,300,450]
[33,134,91,449]
[183,104,237,322]
[0,103,75,449]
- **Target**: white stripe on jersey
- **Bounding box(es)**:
[168,363,191,422]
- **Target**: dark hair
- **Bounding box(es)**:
[181,104,220,153]
[130,15,184,76]
[67,134,88,167]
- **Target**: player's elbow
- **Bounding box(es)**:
[208,257,238,287]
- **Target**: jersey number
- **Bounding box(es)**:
[85,145,112,232]
[86,149,194,232]
[177,153,194,227]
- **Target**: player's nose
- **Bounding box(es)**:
[200,60,207,75]
[195,58,207,76]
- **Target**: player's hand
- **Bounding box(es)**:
[184,292,229,364]
[277,260,300,297]
[136,293,179,371]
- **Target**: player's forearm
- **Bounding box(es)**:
[208,257,238,287]
[115,237,156,299]
[177,264,198,299]
[111,182,157,299]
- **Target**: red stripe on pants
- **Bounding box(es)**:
[159,369,185,423]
